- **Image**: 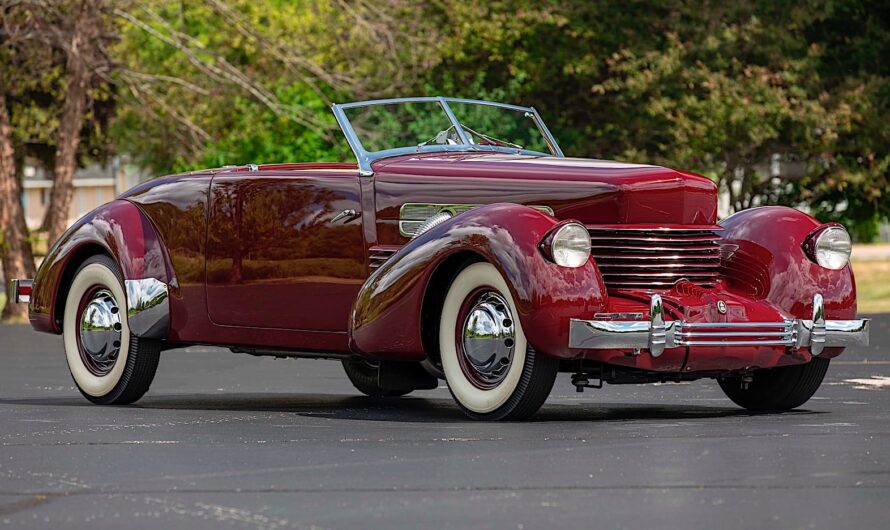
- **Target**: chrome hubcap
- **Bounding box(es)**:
[459,291,516,388]
[79,289,122,376]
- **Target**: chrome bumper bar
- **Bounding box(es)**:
[569,294,870,357]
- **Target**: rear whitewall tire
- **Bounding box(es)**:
[439,262,558,420]
[63,255,160,405]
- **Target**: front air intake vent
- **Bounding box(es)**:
[587,226,722,290]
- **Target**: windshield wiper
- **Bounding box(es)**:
[418,126,459,149]
[460,125,524,150]
[417,124,524,151]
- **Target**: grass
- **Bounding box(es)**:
[852,260,890,314]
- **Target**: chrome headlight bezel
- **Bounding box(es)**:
[541,222,591,268]
[805,225,852,270]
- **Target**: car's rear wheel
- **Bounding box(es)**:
[439,262,558,421]
[718,357,830,411]
[63,255,160,405]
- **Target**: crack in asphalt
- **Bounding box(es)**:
[0,493,56,516]
[3,483,890,499]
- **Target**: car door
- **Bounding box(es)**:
[205,169,365,331]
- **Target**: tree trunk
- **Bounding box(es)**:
[0,94,36,321]
[42,2,97,245]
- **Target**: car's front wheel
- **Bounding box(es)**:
[63,255,161,405]
[439,262,558,421]
[718,357,830,411]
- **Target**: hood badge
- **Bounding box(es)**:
[717,300,728,314]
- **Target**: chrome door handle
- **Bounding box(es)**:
[331,209,359,223]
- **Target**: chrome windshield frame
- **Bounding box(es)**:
[331,96,565,176]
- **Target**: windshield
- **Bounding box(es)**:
[332,97,563,175]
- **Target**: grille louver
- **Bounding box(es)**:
[587,226,722,290]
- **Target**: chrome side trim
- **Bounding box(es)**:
[569,294,869,354]
[124,278,170,339]
[399,203,555,237]
[10,279,33,304]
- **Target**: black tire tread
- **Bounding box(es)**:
[718,357,830,411]
[456,345,559,421]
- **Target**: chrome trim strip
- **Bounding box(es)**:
[10,279,33,304]
[568,294,870,354]
[399,203,555,237]
[331,96,565,176]
[529,106,564,157]
[331,103,374,176]
[124,278,170,339]
[437,96,472,145]
[677,321,793,329]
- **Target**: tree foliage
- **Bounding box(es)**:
[111,0,433,172]
[5,0,889,241]
[420,0,890,239]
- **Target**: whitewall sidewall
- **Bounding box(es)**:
[439,262,527,414]
[63,263,130,397]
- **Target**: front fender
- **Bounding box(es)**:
[350,203,607,361]
[720,206,857,357]
[30,199,174,338]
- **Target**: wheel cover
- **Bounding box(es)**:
[77,287,123,376]
[456,289,516,390]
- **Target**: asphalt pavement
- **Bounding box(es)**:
[0,316,888,530]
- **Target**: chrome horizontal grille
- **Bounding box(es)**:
[674,321,796,347]
[587,226,722,290]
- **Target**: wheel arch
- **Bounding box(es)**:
[54,243,113,332]
[349,203,607,361]
[419,250,486,364]
[30,199,174,338]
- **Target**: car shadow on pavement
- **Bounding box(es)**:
[0,393,826,423]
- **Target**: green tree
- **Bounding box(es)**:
[421,0,889,239]
[111,0,434,174]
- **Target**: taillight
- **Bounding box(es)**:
[11,279,33,304]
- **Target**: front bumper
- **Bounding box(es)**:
[569,294,869,357]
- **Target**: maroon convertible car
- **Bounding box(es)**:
[11,97,869,420]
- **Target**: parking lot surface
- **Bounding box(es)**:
[0,317,888,529]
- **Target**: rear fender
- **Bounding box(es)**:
[350,203,607,361]
[30,199,174,339]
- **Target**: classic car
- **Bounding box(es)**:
[11,96,870,420]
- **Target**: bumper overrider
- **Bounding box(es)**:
[569,294,870,357]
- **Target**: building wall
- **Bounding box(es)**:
[20,158,149,232]
[22,180,116,231]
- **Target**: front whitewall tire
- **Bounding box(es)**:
[438,262,558,420]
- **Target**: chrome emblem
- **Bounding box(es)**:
[717,300,727,314]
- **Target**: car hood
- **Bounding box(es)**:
[373,153,718,226]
